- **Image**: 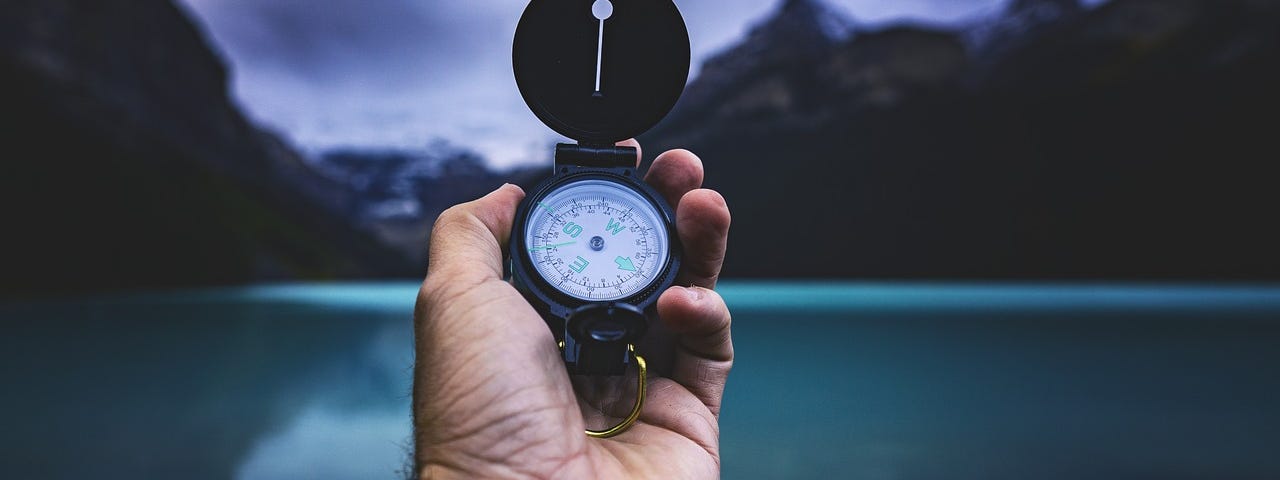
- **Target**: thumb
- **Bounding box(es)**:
[427,184,526,283]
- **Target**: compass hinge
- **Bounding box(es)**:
[555,143,637,169]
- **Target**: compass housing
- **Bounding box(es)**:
[510,165,682,375]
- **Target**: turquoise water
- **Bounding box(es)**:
[3,282,1279,479]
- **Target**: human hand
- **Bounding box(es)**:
[413,140,732,479]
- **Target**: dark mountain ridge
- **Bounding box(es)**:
[965,0,1087,61]
[645,0,1280,279]
[0,0,415,293]
[4,0,1278,290]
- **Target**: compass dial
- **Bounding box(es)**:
[524,179,670,301]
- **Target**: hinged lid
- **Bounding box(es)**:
[555,143,636,168]
[513,0,691,145]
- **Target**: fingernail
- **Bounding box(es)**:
[492,183,523,196]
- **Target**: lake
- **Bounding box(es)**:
[2,282,1279,479]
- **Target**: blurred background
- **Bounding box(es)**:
[2,0,1279,478]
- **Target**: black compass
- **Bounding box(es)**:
[510,0,690,377]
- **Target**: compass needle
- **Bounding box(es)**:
[529,241,576,252]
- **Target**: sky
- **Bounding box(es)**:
[175,0,1038,168]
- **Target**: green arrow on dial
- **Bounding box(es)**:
[529,241,575,251]
[614,256,637,272]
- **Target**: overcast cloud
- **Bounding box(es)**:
[178,0,1048,168]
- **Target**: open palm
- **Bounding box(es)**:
[414,141,733,479]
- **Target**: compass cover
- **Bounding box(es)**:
[513,0,691,144]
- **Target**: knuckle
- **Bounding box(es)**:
[433,203,476,235]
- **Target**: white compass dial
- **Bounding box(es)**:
[524,179,670,301]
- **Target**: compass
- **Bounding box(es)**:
[509,0,690,378]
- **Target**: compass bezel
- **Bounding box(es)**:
[510,167,682,332]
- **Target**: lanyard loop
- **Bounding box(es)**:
[572,344,647,439]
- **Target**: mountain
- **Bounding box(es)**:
[0,0,415,292]
[671,0,856,137]
[309,145,544,266]
[965,0,1086,59]
[5,0,1278,288]
[644,0,1280,280]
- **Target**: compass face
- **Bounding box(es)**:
[524,179,671,301]
[513,0,690,143]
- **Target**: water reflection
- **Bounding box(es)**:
[2,283,1279,479]
[236,320,414,480]
[0,285,418,480]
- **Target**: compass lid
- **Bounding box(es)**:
[513,0,691,145]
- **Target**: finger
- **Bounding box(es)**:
[657,286,733,416]
[635,185,728,375]
[644,149,704,208]
[676,189,731,289]
[617,138,642,167]
[426,184,526,284]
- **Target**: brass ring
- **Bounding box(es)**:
[586,345,647,439]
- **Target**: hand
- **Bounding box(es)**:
[413,140,732,479]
